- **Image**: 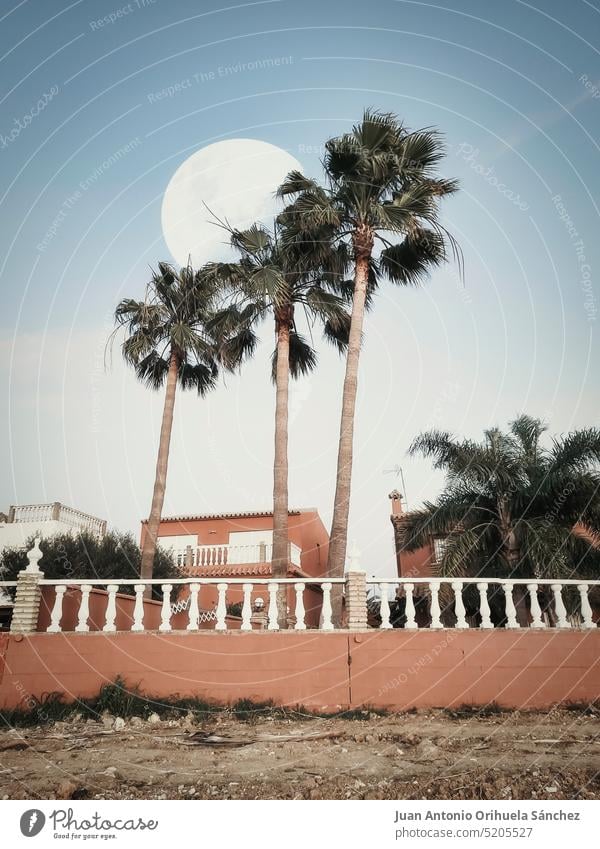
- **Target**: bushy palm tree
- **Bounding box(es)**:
[277,109,459,593]
[202,221,350,626]
[113,263,222,581]
[403,415,600,580]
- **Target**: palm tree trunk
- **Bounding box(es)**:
[327,244,371,625]
[272,310,291,628]
[140,351,179,587]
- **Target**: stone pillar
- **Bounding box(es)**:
[345,571,368,630]
[10,538,44,634]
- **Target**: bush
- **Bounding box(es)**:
[0,531,177,600]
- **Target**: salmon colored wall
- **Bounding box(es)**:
[396,544,435,579]
[146,510,329,578]
[1,630,598,712]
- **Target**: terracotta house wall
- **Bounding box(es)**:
[1,630,598,712]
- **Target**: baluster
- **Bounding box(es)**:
[103,584,118,632]
[187,583,200,631]
[294,582,307,630]
[577,584,595,629]
[47,585,67,633]
[476,582,493,629]
[451,581,468,629]
[215,583,227,630]
[267,582,279,630]
[551,583,571,629]
[75,585,91,632]
[379,584,392,629]
[131,584,145,632]
[404,582,418,629]
[241,583,253,631]
[320,582,333,630]
[429,582,442,629]
[502,582,519,628]
[159,584,172,632]
[527,583,545,629]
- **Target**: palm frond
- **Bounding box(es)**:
[271,331,317,382]
[379,229,446,285]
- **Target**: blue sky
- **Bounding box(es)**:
[1,0,599,575]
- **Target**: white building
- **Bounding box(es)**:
[0,502,107,553]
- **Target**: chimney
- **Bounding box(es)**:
[388,489,404,517]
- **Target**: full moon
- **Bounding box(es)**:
[161,139,303,267]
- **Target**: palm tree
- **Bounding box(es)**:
[277,109,459,599]
[202,222,350,626]
[403,415,600,581]
[113,262,222,582]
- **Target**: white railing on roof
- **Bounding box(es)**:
[9,503,106,537]
[367,578,599,630]
[40,577,343,634]
[170,541,302,569]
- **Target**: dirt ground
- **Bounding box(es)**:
[1,707,599,800]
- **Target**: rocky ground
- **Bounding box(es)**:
[1,706,599,800]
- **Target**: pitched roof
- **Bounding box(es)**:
[144,508,311,524]
[181,563,309,579]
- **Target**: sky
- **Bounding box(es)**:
[1,0,599,578]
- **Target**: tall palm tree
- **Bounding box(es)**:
[203,221,350,626]
[113,262,222,582]
[278,109,459,598]
[403,415,600,580]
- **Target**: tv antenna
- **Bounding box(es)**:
[383,465,408,508]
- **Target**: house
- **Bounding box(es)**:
[388,489,600,627]
[142,507,330,627]
[0,502,107,554]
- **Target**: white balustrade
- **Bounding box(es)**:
[527,583,545,629]
[267,582,279,630]
[477,582,493,629]
[186,583,200,631]
[159,584,172,632]
[75,585,91,632]
[131,584,145,632]
[28,575,598,635]
[321,582,333,630]
[451,581,468,629]
[47,585,66,633]
[294,582,306,630]
[363,578,599,631]
[551,583,571,629]
[379,584,392,629]
[103,584,118,632]
[503,582,519,629]
[215,583,227,630]
[173,541,303,569]
[241,583,253,631]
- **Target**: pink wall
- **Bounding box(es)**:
[1,630,598,712]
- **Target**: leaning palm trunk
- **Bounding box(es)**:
[140,352,179,585]
[327,245,371,624]
[272,310,291,628]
